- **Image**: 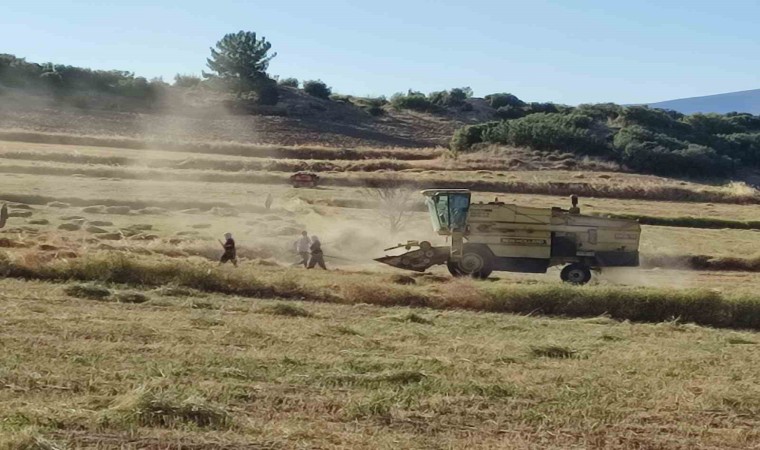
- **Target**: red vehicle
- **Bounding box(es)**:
[290,171,320,188]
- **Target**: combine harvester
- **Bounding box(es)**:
[376,189,641,284]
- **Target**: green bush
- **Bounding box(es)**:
[721,133,760,165]
[253,79,279,105]
[575,103,623,120]
[494,105,526,120]
[483,112,611,155]
[525,102,564,114]
[173,74,201,88]
[390,92,436,112]
[429,87,473,108]
[450,122,498,151]
[621,142,735,177]
[303,80,332,99]
[452,100,760,175]
[485,93,525,109]
[278,77,299,88]
[351,96,386,116]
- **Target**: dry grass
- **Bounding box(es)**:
[2,251,760,330]
[0,130,439,161]
[644,253,760,272]
[3,107,760,447]
[1,158,757,206]
[1,277,760,448]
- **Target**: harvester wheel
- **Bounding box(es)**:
[450,246,493,279]
[560,263,592,285]
[446,260,464,277]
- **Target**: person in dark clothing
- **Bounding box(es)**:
[0,203,7,229]
[307,235,327,270]
[219,232,238,266]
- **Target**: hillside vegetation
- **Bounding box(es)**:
[452,102,760,177]
[5,50,760,179]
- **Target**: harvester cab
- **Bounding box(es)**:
[423,189,471,234]
[375,189,641,284]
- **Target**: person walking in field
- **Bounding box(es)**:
[219,232,238,267]
[307,235,327,270]
[0,203,7,229]
[293,231,311,267]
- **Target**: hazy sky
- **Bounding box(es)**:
[2,0,759,104]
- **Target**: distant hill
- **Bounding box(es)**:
[647,88,760,115]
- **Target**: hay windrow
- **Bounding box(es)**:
[2,251,759,330]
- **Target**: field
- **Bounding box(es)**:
[1,128,760,448]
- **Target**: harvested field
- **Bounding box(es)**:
[1,131,759,449]
[2,276,760,448]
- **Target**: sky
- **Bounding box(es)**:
[2,0,759,105]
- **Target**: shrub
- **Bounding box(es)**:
[485,93,525,109]
[277,77,299,88]
[390,92,436,113]
[494,105,526,120]
[303,79,332,99]
[621,142,735,177]
[619,105,686,130]
[483,112,611,155]
[429,87,473,108]
[525,102,563,114]
[575,103,624,120]
[253,79,279,105]
[450,122,497,151]
[173,74,201,88]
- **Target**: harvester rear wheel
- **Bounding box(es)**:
[560,263,592,285]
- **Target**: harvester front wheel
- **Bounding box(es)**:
[446,260,463,277]
[560,263,592,285]
[449,246,493,279]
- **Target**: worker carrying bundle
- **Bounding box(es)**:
[218,233,238,267]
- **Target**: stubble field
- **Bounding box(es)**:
[1,133,760,448]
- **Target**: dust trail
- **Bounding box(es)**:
[597,267,697,289]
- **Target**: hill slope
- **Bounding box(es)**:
[647,88,760,114]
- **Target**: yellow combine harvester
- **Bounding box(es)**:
[376,189,640,284]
